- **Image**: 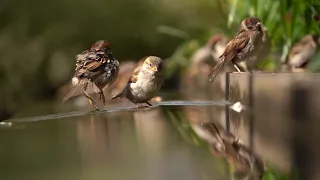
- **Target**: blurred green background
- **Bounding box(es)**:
[0,0,319,110]
[1,1,318,179]
[0,0,227,109]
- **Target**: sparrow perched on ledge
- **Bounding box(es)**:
[63,40,119,110]
[111,56,164,107]
[208,17,266,82]
[284,34,320,72]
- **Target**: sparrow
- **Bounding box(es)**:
[108,61,137,96]
[63,40,120,110]
[110,56,164,107]
[106,57,148,98]
[243,25,271,72]
[210,34,229,63]
[208,17,266,82]
[284,34,320,72]
[194,122,264,179]
[190,34,228,67]
[184,34,232,88]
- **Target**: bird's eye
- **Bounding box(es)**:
[149,64,152,67]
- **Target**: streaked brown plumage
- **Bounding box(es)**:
[244,25,271,71]
[208,17,265,82]
[193,122,264,179]
[63,40,119,110]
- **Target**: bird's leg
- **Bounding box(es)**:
[233,63,243,73]
[84,85,99,110]
[233,61,251,74]
[146,101,153,107]
[240,62,249,72]
[232,62,250,74]
[84,92,99,110]
[84,93,99,110]
[135,104,142,109]
[98,86,106,106]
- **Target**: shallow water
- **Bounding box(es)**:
[0,101,232,180]
[4,73,320,180]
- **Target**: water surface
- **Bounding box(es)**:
[1,101,233,180]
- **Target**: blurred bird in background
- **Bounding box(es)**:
[281,34,320,72]
[184,34,232,88]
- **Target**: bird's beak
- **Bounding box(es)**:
[255,22,262,30]
[256,22,262,28]
[152,66,158,72]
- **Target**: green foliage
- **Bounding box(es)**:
[1,0,320,106]
[165,39,202,78]
[310,50,320,71]
[263,167,299,180]
[0,0,223,106]
[224,0,320,65]
[164,108,207,146]
[165,0,320,74]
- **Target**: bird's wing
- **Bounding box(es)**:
[80,60,103,72]
[62,80,100,102]
[288,43,314,67]
[128,66,141,83]
[209,32,250,82]
[76,60,105,79]
[289,41,307,57]
[110,66,141,100]
[220,32,250,63]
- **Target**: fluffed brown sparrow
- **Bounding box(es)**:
[208,17,266,82]
[63,40,119,110]
[111,56,164,107]
[285,34,320,72]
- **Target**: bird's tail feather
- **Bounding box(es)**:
[62,84,85,102]
[110,91,125,100]
[62,81,101,102]
[208,60,225,83]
